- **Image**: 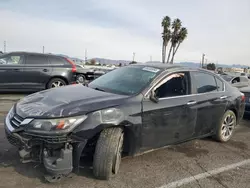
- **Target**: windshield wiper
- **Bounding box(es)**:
[94,87,106,92]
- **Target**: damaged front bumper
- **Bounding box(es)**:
[4,115,88,177]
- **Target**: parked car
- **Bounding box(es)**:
[220,74,250,88]
[75,64,97,84]
[5,64,245,182]
[0,52,77,91]
[239,86,250,117]
[75,64,115,84]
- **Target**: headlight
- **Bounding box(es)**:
[28,115,87,132]
[8,106,14,119]
[92,108,124,124]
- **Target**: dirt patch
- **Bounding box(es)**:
[168,141,209,158]
[225,140,248,150]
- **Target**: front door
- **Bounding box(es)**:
[141,72,197,152]
[0,53,25,89]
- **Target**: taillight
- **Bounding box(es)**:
[65,58,77,73]
[240,92,245,101]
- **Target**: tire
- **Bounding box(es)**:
[214,110,236,142]
[47,78,67,89]
[76,74,86,84]
[93,127,124,180]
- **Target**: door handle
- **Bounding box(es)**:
[187,101,197,105]
[43,69,48,72]
[220,96,227,99]
[13,69,20,72]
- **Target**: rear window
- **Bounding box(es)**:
[192,72,217,93]
[26,54,48,64]
[49,56,66,65]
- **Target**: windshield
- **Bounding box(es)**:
[221,75,233,82]
[89,66,161,95]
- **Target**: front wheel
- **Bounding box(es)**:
[214,110,236,142]
[93,127,124,180]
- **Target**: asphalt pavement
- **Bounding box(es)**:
[0,94,250,188]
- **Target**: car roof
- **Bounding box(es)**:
[130,63,212,73]
[3,51,63,58]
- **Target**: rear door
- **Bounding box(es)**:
[191,71,228,136]
[0,53,25,89]
[22,54,52,89]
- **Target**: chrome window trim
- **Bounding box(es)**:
[144,69,226,100]
[158,91,226,101]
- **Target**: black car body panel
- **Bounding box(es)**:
[240,86,250,116]
[4,64,245,178]
[0,52,77,91]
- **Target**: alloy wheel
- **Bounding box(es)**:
[51,81,65,88]
[221,114,235,140]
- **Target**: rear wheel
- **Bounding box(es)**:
[76,74,86,84]
[93,127,124,180]
[47,78,67,89]
[214,110,236,142]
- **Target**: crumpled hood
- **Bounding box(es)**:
[16,84,129,118]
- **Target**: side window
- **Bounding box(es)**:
[26,55,48,64]
[0,55,23,65]
[155,72,190,98]
[240,77,248,83]
[48,56,66,65]
[215,77,224,91]
[193,72,217,93]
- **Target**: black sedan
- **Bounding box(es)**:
[4,64,245,182]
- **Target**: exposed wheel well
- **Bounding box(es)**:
[226,108,238,122]
[82,125,135,157]
[46,76,69,88]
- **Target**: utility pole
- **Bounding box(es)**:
[132,52,135,62]
[201,53,205,68]
[43,46,45,53]
[4,41,6,53]
[150,55,152,62]
[85,49,88,64]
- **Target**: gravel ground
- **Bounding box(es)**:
[0,94,250,188]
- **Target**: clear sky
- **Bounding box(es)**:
[0,0,250,65]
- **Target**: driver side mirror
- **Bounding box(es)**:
[150,90,159,103]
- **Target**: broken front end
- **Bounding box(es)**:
[4,107,93,182]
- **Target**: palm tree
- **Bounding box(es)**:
[167,18,182,64]
[170,27,188,64]
[161,16,171,63]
